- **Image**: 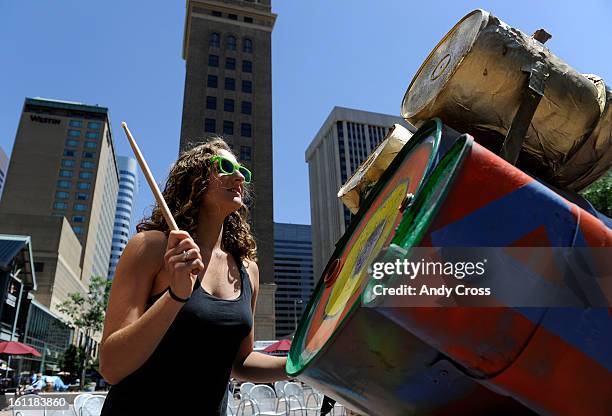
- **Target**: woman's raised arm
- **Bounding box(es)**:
[99,230,204,384]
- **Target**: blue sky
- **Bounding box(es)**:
[1,1,611,229]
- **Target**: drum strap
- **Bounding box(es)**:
[500,60,549,165]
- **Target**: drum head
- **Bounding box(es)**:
[401,9,487,119]
[287,120,462,376]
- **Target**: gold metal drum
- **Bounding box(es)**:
[401,9,611,191]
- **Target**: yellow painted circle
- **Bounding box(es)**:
[324,184,409,317]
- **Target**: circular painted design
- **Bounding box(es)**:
[294,136,437,368]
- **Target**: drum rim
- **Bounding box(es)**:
[400,9,489,121]
[287,120,472,376]
[363,134,474,306]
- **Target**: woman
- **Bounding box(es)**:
[100,138,288,415]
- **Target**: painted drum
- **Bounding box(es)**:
[374,133,612,415]
[287,121,534,415]
[288,120,612,416]
[400,9,611,191]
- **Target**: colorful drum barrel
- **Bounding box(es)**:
[287,120,612,415]
[400,9,612,191]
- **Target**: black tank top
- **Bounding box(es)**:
[101,253,253,415]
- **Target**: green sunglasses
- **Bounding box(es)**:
[210,155,252,183]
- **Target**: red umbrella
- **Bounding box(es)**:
[263,339,292,353]
[0,341,41,357]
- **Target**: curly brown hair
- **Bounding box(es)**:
[136,137,257,262]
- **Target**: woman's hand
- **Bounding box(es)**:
[163,230,205,299]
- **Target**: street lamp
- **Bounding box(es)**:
[293,299,303,330]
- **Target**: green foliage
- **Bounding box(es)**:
[58,344,85,377]
[581,171,612,217]
[57,275,111,387]
[57,275,111,334]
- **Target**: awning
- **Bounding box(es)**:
[0,235,37,291]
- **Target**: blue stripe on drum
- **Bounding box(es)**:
[430,181,578,247]
[516,307,612,372]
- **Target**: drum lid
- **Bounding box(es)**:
[287,121,470,376]
[401,9,488,120]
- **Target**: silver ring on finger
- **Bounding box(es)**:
[182,250,189,263]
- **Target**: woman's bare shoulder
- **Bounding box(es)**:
[243,259,259,288]
[117,231,167,274]
[127,230,166,254]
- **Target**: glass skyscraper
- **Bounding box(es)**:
[108,156,138,280]
[274,222,314,337]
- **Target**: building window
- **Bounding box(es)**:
[227,36,237,51]
[74,203,87,211]
[228,14,238,21]
[87,121,101,129]
[210,32,220,48]
[244,17,253,24]
[61,159,75,167]
[79,172,94,179]
[243,38,253,53]
[206,96,217,110]
[211,10,222,17]
[53,202,68,210]
[207,75,218,88]
[59,169,73,178]
[240,145,252,161]
[85,141,97,149]
[77,182,91,190]
[72,216,85,223]
[242,80,252,93]
[56,191,69,199]
[86,131,98,139]
[225,77,235,91]
[63,150,75,157]
[241,101,252,115]
[81,161,95,169]
[241,123,252,137]
[224,99,234,112]
[68,129,81,137]
[69,120,82,128]
[242,60,252,73]
[75,192,89,200]
[225,57,236,70]
[65,139,79,147]
[57,180,71,189]
[82,151,95,158]
[208,54,219,67]
[204,118,216,133]
[223,121,234,135]
[73,226,83,234]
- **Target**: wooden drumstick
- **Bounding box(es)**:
[121,122,179,232]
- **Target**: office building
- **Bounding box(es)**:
[0,98,119,312]
[274,223,314,337]
[0,146,7,200]
[108,156,139,280]
[305,106,414,278]
[180,0,277,339]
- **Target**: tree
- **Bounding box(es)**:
[581,171,612,218]
[58,344,85,383]
[57,275,111,389]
